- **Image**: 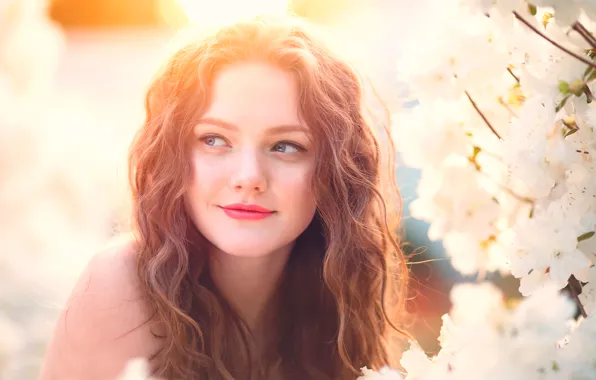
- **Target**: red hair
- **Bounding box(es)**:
[128,14,410,380]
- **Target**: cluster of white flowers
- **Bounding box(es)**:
[393,0,596,297]
[361,283,596,379]
[361,0,596,378]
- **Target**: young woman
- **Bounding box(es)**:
[39,14,410,380]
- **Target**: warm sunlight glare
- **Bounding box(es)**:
[176,0,289,26]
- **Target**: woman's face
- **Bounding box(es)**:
[186,61,317,257]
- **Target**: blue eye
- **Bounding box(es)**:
[201,135,228,147]
[272,142,305,153]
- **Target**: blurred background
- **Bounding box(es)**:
[0,0,519,378]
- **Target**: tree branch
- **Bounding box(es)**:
[507,67,520,82]
[465,91,502,139]
[513,11,596,70]
[571,22,596,49]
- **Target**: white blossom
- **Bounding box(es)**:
[578,265,596,315]
[399,343,435,380]
[507,203,592,295]
[557,313,596,377]
[361,283,576,380]
[532,0,596,27]
[442,230,510,275]
[410,161,500,243]
[391,101,472,169]
[358,366,405,380]
[396,0,511,105]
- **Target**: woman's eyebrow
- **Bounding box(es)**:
[197,117,238,131]
[268,125,309,135]
[197,117,308,134]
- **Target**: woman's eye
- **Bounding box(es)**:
[272,142,304,154]
[201,135,228,147]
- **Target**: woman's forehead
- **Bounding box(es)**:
[201,61,304,130]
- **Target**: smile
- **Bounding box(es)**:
[219,204,275,221]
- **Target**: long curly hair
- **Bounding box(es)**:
[127,14,410,380]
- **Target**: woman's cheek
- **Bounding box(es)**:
[276,162,315,200]
[191,153,229,192]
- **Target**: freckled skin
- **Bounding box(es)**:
[185,61,317,258]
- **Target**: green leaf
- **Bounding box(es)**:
[556,95,571,112]
[564,128,579,138]
[558,80,570,95]
[578,231,595,242]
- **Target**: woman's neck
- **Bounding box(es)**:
[208,242,293,331]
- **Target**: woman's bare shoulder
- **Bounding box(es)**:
[38,235,161,380]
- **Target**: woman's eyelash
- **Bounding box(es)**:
[273,141,306,152]
[198,135,306,152]
[199,134,228,147]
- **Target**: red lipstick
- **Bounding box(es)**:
[220,203,274,220]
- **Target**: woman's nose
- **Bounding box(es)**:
[229,150,268,194]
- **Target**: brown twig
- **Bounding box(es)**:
[502,186,535,204]
[572,22,596,49]
[513,11,596,70]
[498,96,520,119]
[465,91,502,139]
[475,165,536,204]
[507,67,520,82]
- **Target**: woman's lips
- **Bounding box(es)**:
[220,204,275,221]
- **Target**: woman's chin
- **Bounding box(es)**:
[210,240,293,259]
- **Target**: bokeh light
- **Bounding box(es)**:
[162,0,289,27]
